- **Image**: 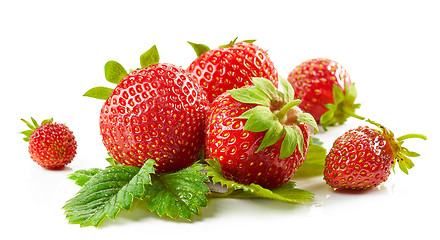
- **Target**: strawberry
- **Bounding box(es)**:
[21,117,77,169]
[287,58,362,129]
[205,77,318,189]
[323,120,426,190]
[99,63,208,173]
[187,39,278,103]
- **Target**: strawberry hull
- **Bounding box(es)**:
[206,92,310,189]
[100,63,208,173]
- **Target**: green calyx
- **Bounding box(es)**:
[20,117,54,142]
[320,82,363,130]
[228,77,318,159]
[188,37,257,57]
[84,45,160,101]
[366,119,427,174]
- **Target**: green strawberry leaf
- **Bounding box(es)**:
[251,77,278,99]
[228,86,271,107]
[278,76,295,102]
[243,110,278,132]
[188,41,211,57]
[293,143,327,178]
[83,86,114,100]
[144,163,210,220]
[205,158,314,204]
[63,160,155,227]
[280,126,298,159]
[140,45,160,68]
[257,121,284,152]
[68,168,103,187]
[311,136,324,147]
[298,112,319,134]
[104,60,128,84]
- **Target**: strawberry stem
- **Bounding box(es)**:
[341,107,365,121]
[396,133,427,141]
[274,99,301,120]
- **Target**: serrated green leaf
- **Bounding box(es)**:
[144,163,210,220]
[140,45,160,68]
[280,126,298,159]
[63,160,155,227]
[228,87,271,107]
[104,60,128,84]
[68,168,103,186]
[188,41,211,57]
[293,143,327,178]
[205,159,314,204]
[83,86,114,100]
[311,137,324,147]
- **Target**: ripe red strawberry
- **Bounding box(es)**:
[21,117,77,169]
[287,58,362,129]
[323,120,426,190]
[99,63,208,173]
[205,77,318,189]
[187,39,278,102]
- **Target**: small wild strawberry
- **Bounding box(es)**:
[205,77,318,189]
[187,38,278,102]
[323,120,426,190]
[287,58,362,129]
[21,117,77,169]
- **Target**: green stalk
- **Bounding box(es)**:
[396,133,427,141]
[340,107,365,121]
[275,99,301,119]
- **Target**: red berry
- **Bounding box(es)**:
[323,121,426,190]
[205,78,318,189]
[21,118,77,169]
[99,63,208,173]
[188,41,278,102]
[287,58,361,128]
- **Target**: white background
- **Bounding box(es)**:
[1,0,439,239]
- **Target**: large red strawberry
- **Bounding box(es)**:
[187,39,278,103]
[21,117,77,169]
[205,77,318,189]
[99,63,208,173]
[323,120,426,190]
[287,58,362,129]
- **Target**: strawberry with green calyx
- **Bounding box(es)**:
[323,119,426,190]
[206,77,318,189]
[187,38,278,103]
[21,117,77,169]
[287,58,363,129]
[99,46,208,173]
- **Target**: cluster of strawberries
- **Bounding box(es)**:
[21,38,425,191]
